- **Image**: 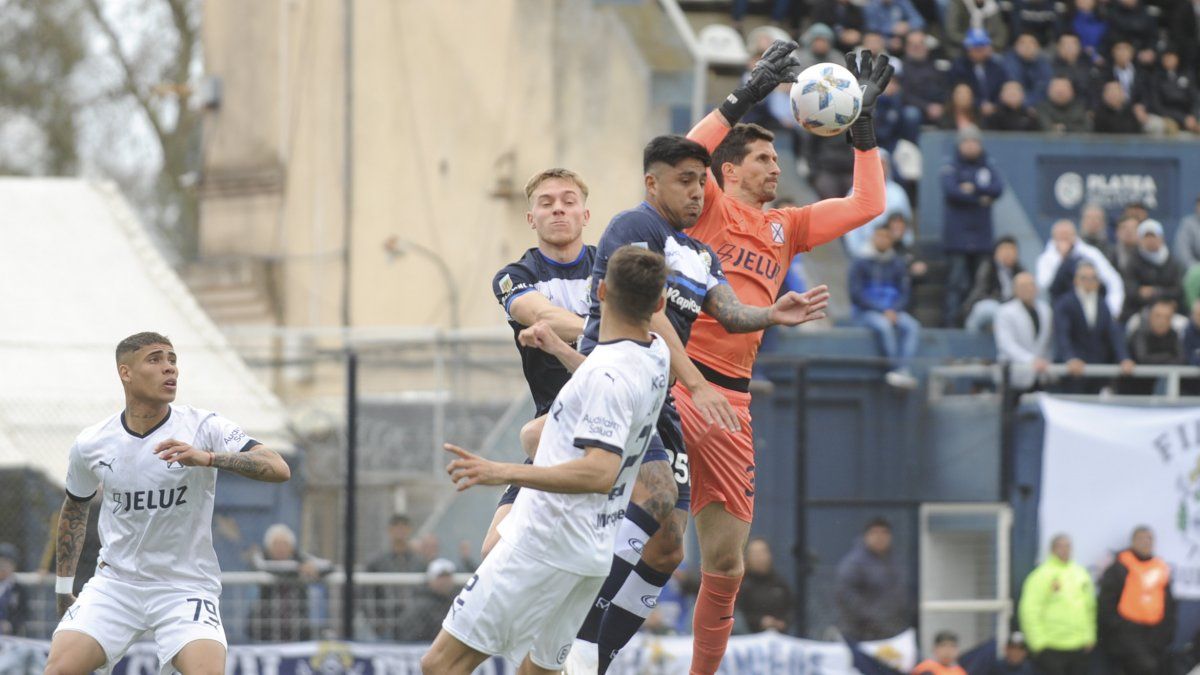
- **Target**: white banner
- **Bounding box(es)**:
[857,628,917,672]
[1039,395,1200,599]
[0,632,858,675]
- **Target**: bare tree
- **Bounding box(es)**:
[0,0,203,259]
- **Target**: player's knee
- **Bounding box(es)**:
[642,539,685,572]
[43,659,86,675]
[419,649,444,675]
[178,665,223,675]
[706,547,744,577]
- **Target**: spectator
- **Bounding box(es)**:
[367,513,423,573]
[995,272,1054,390]
[950,29,1012,116]
[1018,534,1096,675]
[1168,0,1200,74]
[864,0,926,42]
[1093,80,1143,133]
[1052,34,1095,106]
[1131,300,1183,364]
[249,523,334,642]
[1012,0,1067,47]
[730,0,802,34]
[1098,527,1175,675]
[1005,33,1055,105]
[1079,204,1113,259]
[845,151,914,258]
[984,81,1043,130]
[1070,0,1108,63]
[395,558,460,642]
[900,31,950,124]
[851,224,922,388]
[1148,48,1200,134]
[942,125,1005,327]
[963,236,1024,330]
[941,82,983,129]
[835,518,910,641]
[914,631,969,675]
[946,0,1009,60]
[862,31,891,59]
[1111,214,1141,274]
[738,538,793,633]
[1036,219,1125,316]
[1105,0,1158,58]
[1103,40,1151,129]
[1053,261,1135,393]
[0,543,26,637]
[989,633,1036,675]
[812,0,868,52]
[414,532,441,567]
[798,23,847,69]
[1122,202,1150,226]
[1121,219,1183,322]
[1175,198,1200,270]
[1037,78,1091,132]
[873,68,924,152]
[891,214,929,283]
[1183,298,1200,365]
[806,133,857,199]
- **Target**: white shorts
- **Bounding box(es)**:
[53,575,227,675]
[442,537,605,669]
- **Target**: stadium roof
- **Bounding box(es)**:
[0,178,294,485]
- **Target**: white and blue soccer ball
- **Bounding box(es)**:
[790,62,863,137]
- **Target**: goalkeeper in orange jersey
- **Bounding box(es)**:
[677,44,894,674]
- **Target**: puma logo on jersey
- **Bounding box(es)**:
[111,486,188,513]
[98,458,116,472]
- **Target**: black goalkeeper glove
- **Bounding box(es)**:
[844,49,896,151]
[719,40,803,124]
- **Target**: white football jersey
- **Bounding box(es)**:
[498,335,670,577]
[65,404,260,594]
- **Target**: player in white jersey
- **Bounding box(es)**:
[420,246,672,675]
[44,332,292,675]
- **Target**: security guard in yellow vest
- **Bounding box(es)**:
[1098,526,1175,675]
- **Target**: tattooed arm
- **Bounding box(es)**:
[211,446,291,483]
[703,284,831,333]
[154,440,292,483]
[55,495,91,616]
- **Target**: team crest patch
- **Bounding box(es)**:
[700,250,712,270]
[499,274,513,294]
[770,222,785,244]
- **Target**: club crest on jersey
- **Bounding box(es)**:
[771,222,785,244]
[499,274,514,294]
[700,250,712,271]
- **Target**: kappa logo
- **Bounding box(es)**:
[651,374,667,391]
[770,222,785,244]
[640,594,658,608]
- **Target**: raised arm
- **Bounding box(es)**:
[211,446,292,483]
[55,495,91,616]
[508,293,586,343]
[445,443,620,495]
[154,439,291,483]
[703,283,830,333]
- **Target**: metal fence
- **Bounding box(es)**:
[8,571,473,644]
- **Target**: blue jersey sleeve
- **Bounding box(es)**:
[492,262,539,315]
[703,242,728,291]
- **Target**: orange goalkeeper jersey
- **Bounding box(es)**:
[685,111,886,380]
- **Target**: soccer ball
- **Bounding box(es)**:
[790,62,863,137]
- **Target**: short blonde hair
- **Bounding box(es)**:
[524,168,589,203]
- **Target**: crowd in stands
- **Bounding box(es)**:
[730,0,1200,389]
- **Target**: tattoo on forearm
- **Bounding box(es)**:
[211,448,286,482]
[56,498,91,578]
[705,284,771,333]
